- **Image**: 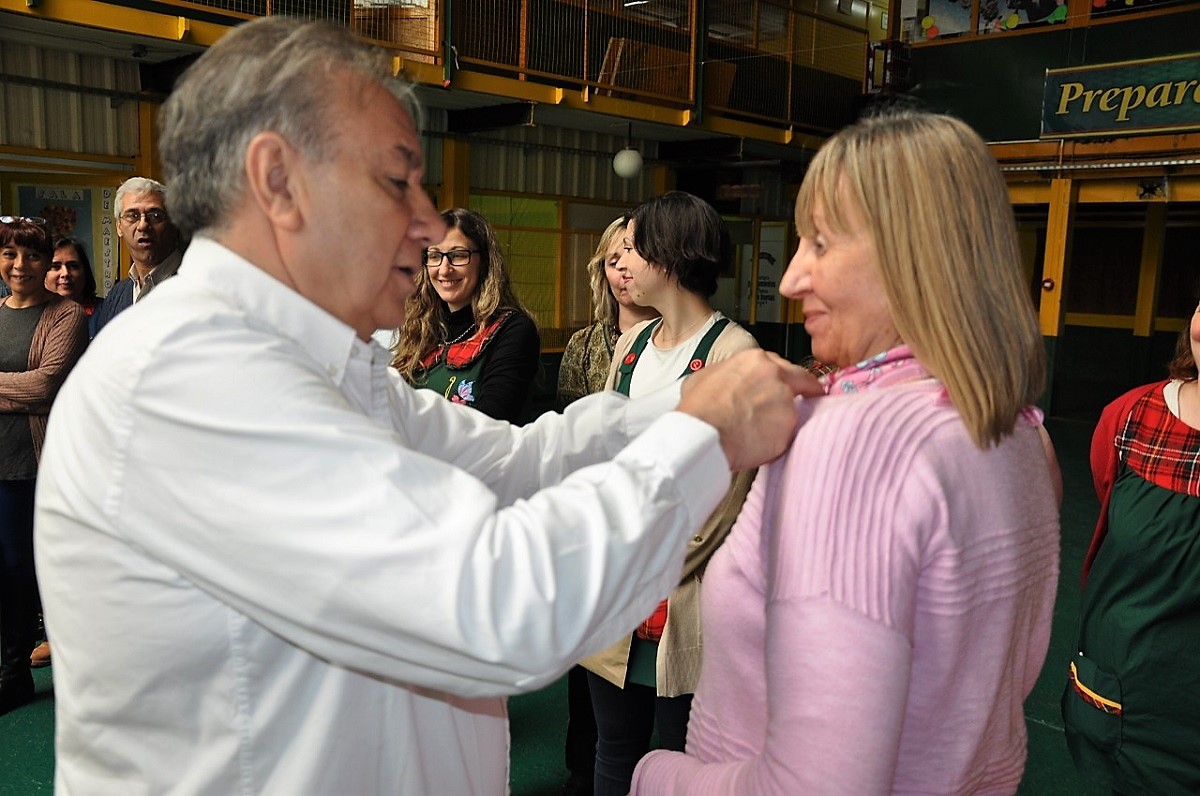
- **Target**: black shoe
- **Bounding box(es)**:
[560,772,594,796]
[0,672,34,716]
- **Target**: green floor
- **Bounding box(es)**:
[1,418,1108,794]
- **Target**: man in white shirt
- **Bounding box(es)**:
[34,17,815,795]
[91,177,183,335]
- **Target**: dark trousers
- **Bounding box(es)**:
[586,669,693,796]
[565,664,598,778]
[0,479,37,685]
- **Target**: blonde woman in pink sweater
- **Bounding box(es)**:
[632,111,1061,795]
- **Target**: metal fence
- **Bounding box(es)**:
[149,0,865,131]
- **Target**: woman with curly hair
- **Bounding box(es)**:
[392,208,540,423]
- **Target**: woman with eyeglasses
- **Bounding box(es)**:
[392,208,540,423]
[0,217,88,714]
[46,237,104,339]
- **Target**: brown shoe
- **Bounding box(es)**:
[30,641,51,669]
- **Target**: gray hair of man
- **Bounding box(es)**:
[157,16,420,239]
[114,177,167,218]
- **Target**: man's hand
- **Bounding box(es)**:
[678,350,823,471]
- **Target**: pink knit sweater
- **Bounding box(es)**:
[632,379,1060,795]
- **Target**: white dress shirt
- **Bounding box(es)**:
[35,237,731,795]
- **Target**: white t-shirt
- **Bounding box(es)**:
[1165,379,1183,417]
[628,312,722,399]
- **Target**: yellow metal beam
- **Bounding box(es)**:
[440,137,470,211]
[1063,313,1189,332]
[1008,183,1051,205]
[1133,203,1165,337]
[443,72,566,106]
[651,162,674,195]
[0,0,233,47]
[0,145,131,168]
[1065,313,1135,329]
[570,90,691,128]
[394,59,445,88]
[1039,177,1075,338]
[136,101,158,181]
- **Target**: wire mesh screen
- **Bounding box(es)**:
[455,0,696,105]
[179,0,352,22]
[352,0,440,59]
[160,0,862,131]
[704,0,865,132]
[173,0,439,59]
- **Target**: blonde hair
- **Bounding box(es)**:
[392,208,534,380]
[587,215,629,328]
[796,110,1045,448]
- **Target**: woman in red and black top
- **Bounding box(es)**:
[1064,294,1200,793]
[392,208,539,424]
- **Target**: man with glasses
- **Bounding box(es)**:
[35,17,818,794]
[91,176,182,335]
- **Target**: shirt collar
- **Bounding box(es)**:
[180,236,380,386]
[130,248,182,287]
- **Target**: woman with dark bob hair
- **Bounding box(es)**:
[580,190,760,796]
[0,217,87,713]
[1064,291,1200,793]
[46,237,104,338]
[392,207,539,423]
[633,112,1061,793]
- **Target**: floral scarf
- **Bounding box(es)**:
[823,345,934,395]
[822,344,1044,427]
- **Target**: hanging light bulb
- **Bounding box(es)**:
[613,147,643,179]
[612,122,642,179]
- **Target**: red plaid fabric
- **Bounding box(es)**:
[418,310,515,370]
[635,599,668,642]
[1116,387,1200,499]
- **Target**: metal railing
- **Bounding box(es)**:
[153,0,867,132]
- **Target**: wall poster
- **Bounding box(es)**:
[9,183,118,296]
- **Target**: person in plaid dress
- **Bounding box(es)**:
[1064,299,1200,794]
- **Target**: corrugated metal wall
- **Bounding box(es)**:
[467,124,654,204]
[0,42,140,156]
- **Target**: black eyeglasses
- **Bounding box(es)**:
[119,208,168,225]
[0,216,47,226]
[424,248,479,268]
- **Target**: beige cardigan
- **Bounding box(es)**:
[0,296,88,463]
[580,316,759,697]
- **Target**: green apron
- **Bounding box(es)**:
[615,315,729,687]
